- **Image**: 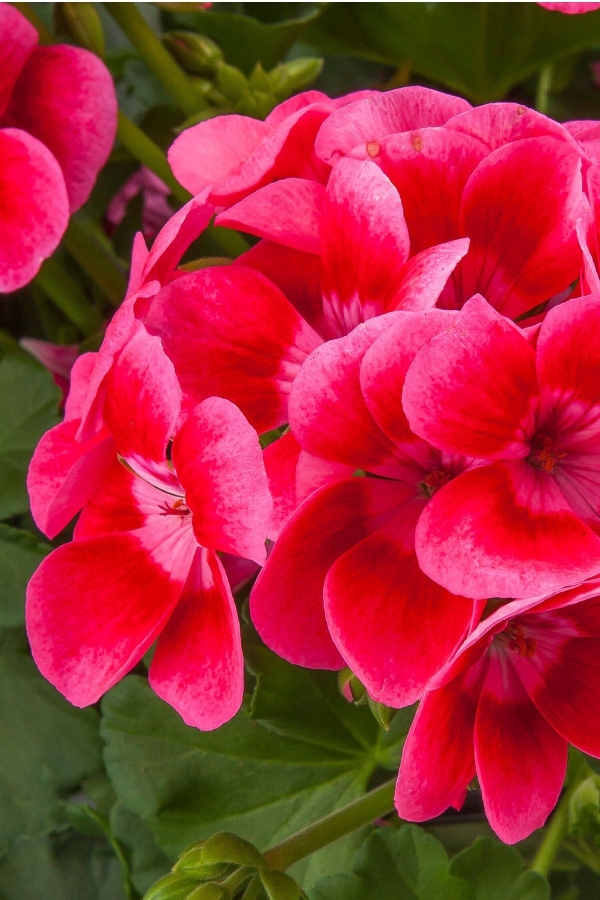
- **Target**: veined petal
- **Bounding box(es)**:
[390,239,470,312]
[150,548,244,730]
[446,102,580,152]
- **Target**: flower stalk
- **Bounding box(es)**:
[530,789,572,877]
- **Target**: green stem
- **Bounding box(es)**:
[64,216,128,306]
[535,64,553,115]
[262,779,396,872]
[35,257,103,337]
[105,3,201,116]
[530,789,571,877]
[117,111,191,203]
[11,3,53,42]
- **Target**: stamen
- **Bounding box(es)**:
[527,435,566,473]
[420,468,452,499]
[159,498,190,519]
[506,624,537,658]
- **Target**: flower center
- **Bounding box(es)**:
[159,498,190,519]
[505,623,537,658]
[527,435,566,473]
[420,468,452,499]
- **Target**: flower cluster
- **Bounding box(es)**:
[0,5,116,292]
[27,84,600,844]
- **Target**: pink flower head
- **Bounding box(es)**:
[146,158,468,434]
[402,293,600,600]
[396,577,600,843]
[26,327,271,729]
[0,4,117,291]
[105,166,173,241]
[250,309,482,708]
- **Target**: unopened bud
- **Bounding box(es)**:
[368,697,396,731]
[144,873,200,900]
[55,3,105,57]
[248,63,271,94]
[163,31,222,75]
[186,885,229,900]
[270,58,323,101]
[173,844,228,881]
[216,63,247,103]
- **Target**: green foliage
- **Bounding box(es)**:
[0,523,50,626]
[312,828,550,900]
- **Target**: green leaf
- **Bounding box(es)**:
[100,673,395,886]
[0,631,103,852]
[0,523,50,626]
[0,832,126,900]
[0,353,60,520]
[110,802,172,896]
[304,2,600,102]
[446,838,550,900]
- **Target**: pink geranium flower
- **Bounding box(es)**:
[250,309,481,707]
[396,578,600,843]
[402,293,600,600]
[0,4,117,291]
[26,327,271,729]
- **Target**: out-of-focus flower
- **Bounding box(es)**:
[26,327,271,729]
[105,166,173,241]
[538,2,600,12]
[0,4,117,292]
[20,338,79,398]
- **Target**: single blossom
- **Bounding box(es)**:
[396,577,600,843]
[0,4,117,291]
[402,293,600,600]
[250,309,481,707]
[26,326,271,729]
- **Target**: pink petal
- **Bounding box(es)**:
[168,114,267,196]
[459,137,583,318]
[319,159,410,336]
[216,179,324,254]
[64,352,101,421]
[145,266,322,432]
[149,548,244,730]
[0,4,37,117]
[74,457,163,540]
[391,239,470,312]
[474,649,567,844]
[395,661,485,821]
[538,2,600,12]
[4,45,117,210]
[416,460,600,599]
[0,127,69,292]
[236,240,325,338]
[26,522,196,706]
[104,325,181,490]
[315,86,471,164]
[172,397,272,565]
[263,431,302,541]
[325,499,475,707]
[250,477,406,669]
[446,102,580,153]
[402,295,538,460]
[537,293,600,408]
[27,419,115,539]
[265,90,332,126]
[288,316,409,475]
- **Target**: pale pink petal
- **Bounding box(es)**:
[172,397,272,565]
[391,239,470,312]
[63,352,100,421]
[149,548,244,730]
[446,102,580,153]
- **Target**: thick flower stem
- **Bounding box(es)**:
[530,790,571,877]
[64,216,128,306]
[105,3,202,116]
[535,64,553,115]
[35,257,103,337]
[262,779,396,872]
[117,112,191,204]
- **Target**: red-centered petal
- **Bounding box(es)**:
[295,451,353,506]
[172,397,272,565]
[415,460,600,600]
[391,239,470,312]
[27,420,115,539]
[138,191,213,289]
[216,179,324,254]
[378,127,487,254]
[236,240,325,338]
[288,316,412,476]
[104,326,181,490]
[144,266,322,433]
[315,86,471,164]
[403,295,538,459]
[4,45,117,210]
[509,600,600,757]
[395,660,485,822]
[537,293,600,408]
[0,4,37,117]
[319,159,410,337]
[149,548,244,730]
[263,431,301,541]
[360,308,459,459]
[474,648,567,844]
[265,90,332,127]
[74,457,163,540]
[168,114,267,196]
[459,137,583,319]
[325,499,475,707]
[446,102,579,153]
[250,477,407,669]
[0,128,69,293]
[210,104,332,206]
[26,522,196,706]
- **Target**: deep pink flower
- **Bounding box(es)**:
[396,578,600,842]
[250,310,481,707]
[26,327,271,729]
[402,293,600,600]
[538,2,600,12]
[0,4,117,291]
[145,158,467,434]
[105,166,173,241]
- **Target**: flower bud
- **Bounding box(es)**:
[216,63,248,103]
[163,31,223,75]
[55,3,105,57]
[269,58,323,101]
[144,873,201,900]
